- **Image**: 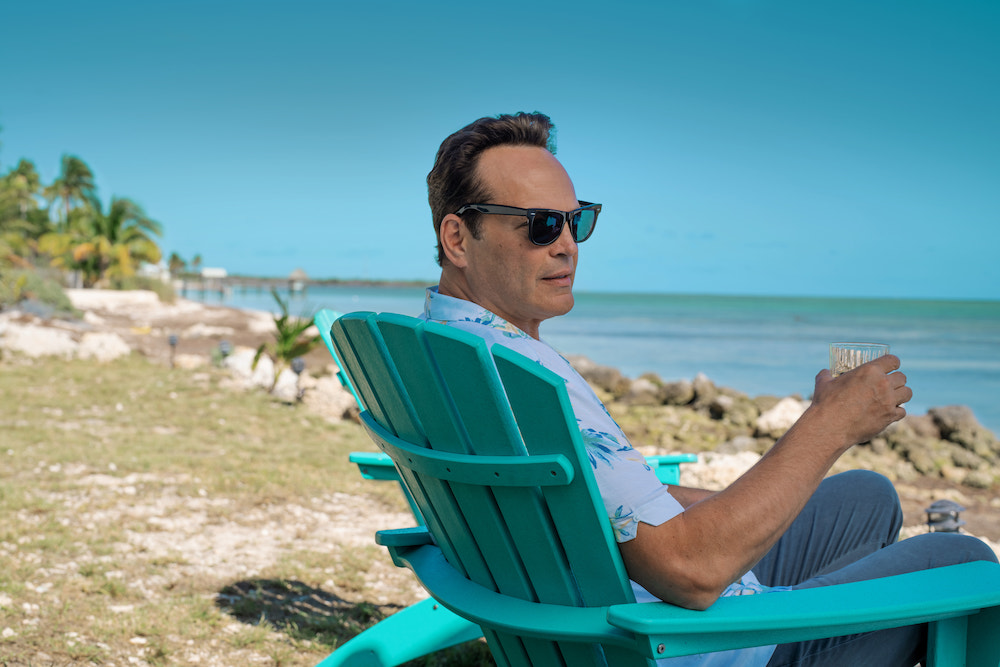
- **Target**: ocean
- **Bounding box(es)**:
[186,284,1000,436]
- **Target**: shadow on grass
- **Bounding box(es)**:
[216,579,495,666]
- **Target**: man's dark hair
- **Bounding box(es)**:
[427,112,556,266]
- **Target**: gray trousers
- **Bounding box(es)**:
[756,470,997,667]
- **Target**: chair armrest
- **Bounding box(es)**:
[607,561,1000,658]
[349,451,400,481]
[376,526,434,548]
[645,454,699,465]
[645,454,698,485]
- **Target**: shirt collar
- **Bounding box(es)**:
[423,286,531,338]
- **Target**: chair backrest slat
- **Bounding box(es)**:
[314,309,363,409]
[375,315,471,452]
[331,314,419,438]
[493,345,637,607]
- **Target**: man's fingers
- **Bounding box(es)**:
[897,386,914,406]
[875,354,901,372]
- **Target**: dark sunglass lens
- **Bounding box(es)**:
[529,212,564,245]
[573,209,597,243]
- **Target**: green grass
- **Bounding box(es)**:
[0,353,493,665]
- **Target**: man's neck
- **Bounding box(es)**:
[436,270,542,339]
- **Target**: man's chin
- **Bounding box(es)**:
[550,293,575,317]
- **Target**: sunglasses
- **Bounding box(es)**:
[455,201,601,246]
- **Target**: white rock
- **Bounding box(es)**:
[681,451,760,490]
[223,347,274,389]
[272,368,301,403]
[756,397,809,438]
[65,288,161,311]
[303,375,357,420]
[83,311,106,326]
[0,323,77,358]
[78,332,132,362]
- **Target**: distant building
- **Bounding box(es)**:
[138,261,171,283]
[289,268,308,293]
[201,267,228,279]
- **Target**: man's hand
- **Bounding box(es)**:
[810,354,913,451]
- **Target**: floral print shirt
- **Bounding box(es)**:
[420,287,775,667]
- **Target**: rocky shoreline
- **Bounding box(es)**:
[2,288,998,547]
[569,355,1000,491]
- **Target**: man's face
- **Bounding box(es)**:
[458,144,581,338]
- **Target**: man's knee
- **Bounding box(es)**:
[825,469,900,511]
[923,532,999,566]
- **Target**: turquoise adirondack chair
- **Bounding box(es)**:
[314,308,695,666]
[327,311,1000,667]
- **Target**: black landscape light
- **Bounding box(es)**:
[291,357,306,401]
[925,499,966,533]
[219,340,232,358]
[168,334,178,368]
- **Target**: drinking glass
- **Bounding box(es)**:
[829,342,889,377]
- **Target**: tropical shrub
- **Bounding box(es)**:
[0,266,75,315]
[252,288,321,392]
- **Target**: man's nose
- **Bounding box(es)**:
[549,220,578,256]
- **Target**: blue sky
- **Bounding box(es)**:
[2,0,997,300]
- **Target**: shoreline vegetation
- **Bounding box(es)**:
[2,287,999,665]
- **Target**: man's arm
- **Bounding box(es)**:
[619,355,912,610]
[664,485,716,508]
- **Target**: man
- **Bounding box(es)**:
[421,112,996,666]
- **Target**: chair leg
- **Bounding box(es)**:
[927,616,967,667]
[965,605,1000,667]
[314,597,483,667]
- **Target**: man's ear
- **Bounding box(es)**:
[439,213,469,268]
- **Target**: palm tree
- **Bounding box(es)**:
[40,194,163,287]
[0,160,49,264]
[167,252,187,276]
[43,155,96,230]
[77,195,163,285]
[0,159,42,222]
